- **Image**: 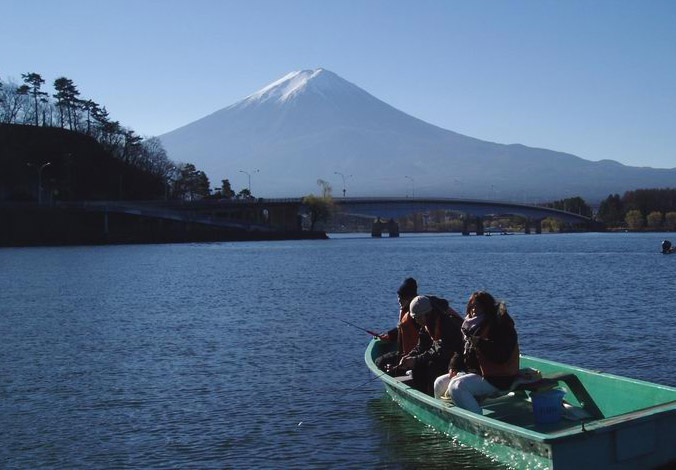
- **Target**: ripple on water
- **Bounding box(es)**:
[1,233,674,469]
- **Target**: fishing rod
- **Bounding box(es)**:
[339,318,380,337]
[345,371,390,394]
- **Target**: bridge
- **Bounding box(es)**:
[53,197,592,236]
[332,197,592,235]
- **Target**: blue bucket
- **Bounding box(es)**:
[531,389,565,424]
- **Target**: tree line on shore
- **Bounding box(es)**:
[539,191,676,230]
[596,189,676,229]
[0,72,251,201]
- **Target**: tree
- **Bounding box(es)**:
[302,179,335,231]
[543,196,592,218]
[666,212,676,229]
[53,77,80,130]
[625,209,644,229]
[237,188,252,199]
[21,72,47,126]
[646,211,663,228]
[316,178,332,198]
[221,179,235,199]
[541,217,562,232]
[0,80,28,124]
[597,194,624,226]
[140,137,172,177]
[303,195,333,231]
[174,163,210,201]
[122,129,143,165]
[80,99,99,134]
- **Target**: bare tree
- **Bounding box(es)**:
[0,80,28,124]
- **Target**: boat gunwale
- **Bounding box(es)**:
[365,339,676,444]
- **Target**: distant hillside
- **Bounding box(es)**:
[160,68,676,202]
[0,124,164,202]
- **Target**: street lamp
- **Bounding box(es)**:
[333,171,352,198]
[405,175,415,199]
[239,169,259,194]
[27,162,51,205]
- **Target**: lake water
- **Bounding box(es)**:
[1,233,675,469]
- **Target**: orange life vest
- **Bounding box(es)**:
[398,310,419,356]
[476,321,520,378]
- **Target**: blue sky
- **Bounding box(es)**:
[3,0,675,168]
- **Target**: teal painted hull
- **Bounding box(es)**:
[365,339,676,470]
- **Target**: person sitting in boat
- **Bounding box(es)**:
[661,240,672,254]
[396,295,464,395]
[435,291,519,414]
[375,277,420,373]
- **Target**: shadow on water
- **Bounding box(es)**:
[365,395,509,470]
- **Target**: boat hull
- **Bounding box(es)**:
[366,339,676,470]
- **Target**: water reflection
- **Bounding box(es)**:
[366,396,509,469]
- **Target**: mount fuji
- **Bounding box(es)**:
[159,68,676,201]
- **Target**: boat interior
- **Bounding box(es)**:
[396,373,599,433]
[371,341,676,434]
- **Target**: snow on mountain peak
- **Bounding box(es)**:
[241,68,351,105]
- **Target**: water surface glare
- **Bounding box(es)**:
[1,233,674,469]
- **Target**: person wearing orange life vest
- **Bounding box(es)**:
[375,278,420,373]
[435,291,519,414]
[397,295,464,395]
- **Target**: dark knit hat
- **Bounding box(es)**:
[397,277,418,298]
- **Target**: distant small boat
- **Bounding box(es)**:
[365,339,676,470]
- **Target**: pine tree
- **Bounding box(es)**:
[53,77,80,130]
[21,73,47,126]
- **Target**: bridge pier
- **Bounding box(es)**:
[462,215,470,236]
[371,218,384,237]
[372,218,399,237]
[523,218,541,234]
[387,219,400,237]
[476,218,484,236]
[461,215,484,235]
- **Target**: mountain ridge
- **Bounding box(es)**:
[160,68,676,201]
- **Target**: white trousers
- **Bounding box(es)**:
[433,372,499,415]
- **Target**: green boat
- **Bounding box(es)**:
[365,339,676,469]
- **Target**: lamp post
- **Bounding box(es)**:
[27,162,51,205]
[239,169,259,195]
[333,171,352,198]
[405,175,415,199]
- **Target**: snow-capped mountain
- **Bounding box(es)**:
[160,68,676,201]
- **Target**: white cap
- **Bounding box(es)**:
[409,295,432,320]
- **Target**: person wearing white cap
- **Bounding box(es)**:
[396,294,464,395]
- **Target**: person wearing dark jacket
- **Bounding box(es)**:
[435,291,519,414]
[396,295,464,395]
[375,278,420,372]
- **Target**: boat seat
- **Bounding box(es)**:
[513,372,605,419]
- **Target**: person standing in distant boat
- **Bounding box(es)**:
[396,295,464,395]
[375,278,419,373]
[661,240,673,254]
[435,291,519,414]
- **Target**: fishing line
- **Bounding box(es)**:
[344,371,389,394]
[338,318,379,336]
